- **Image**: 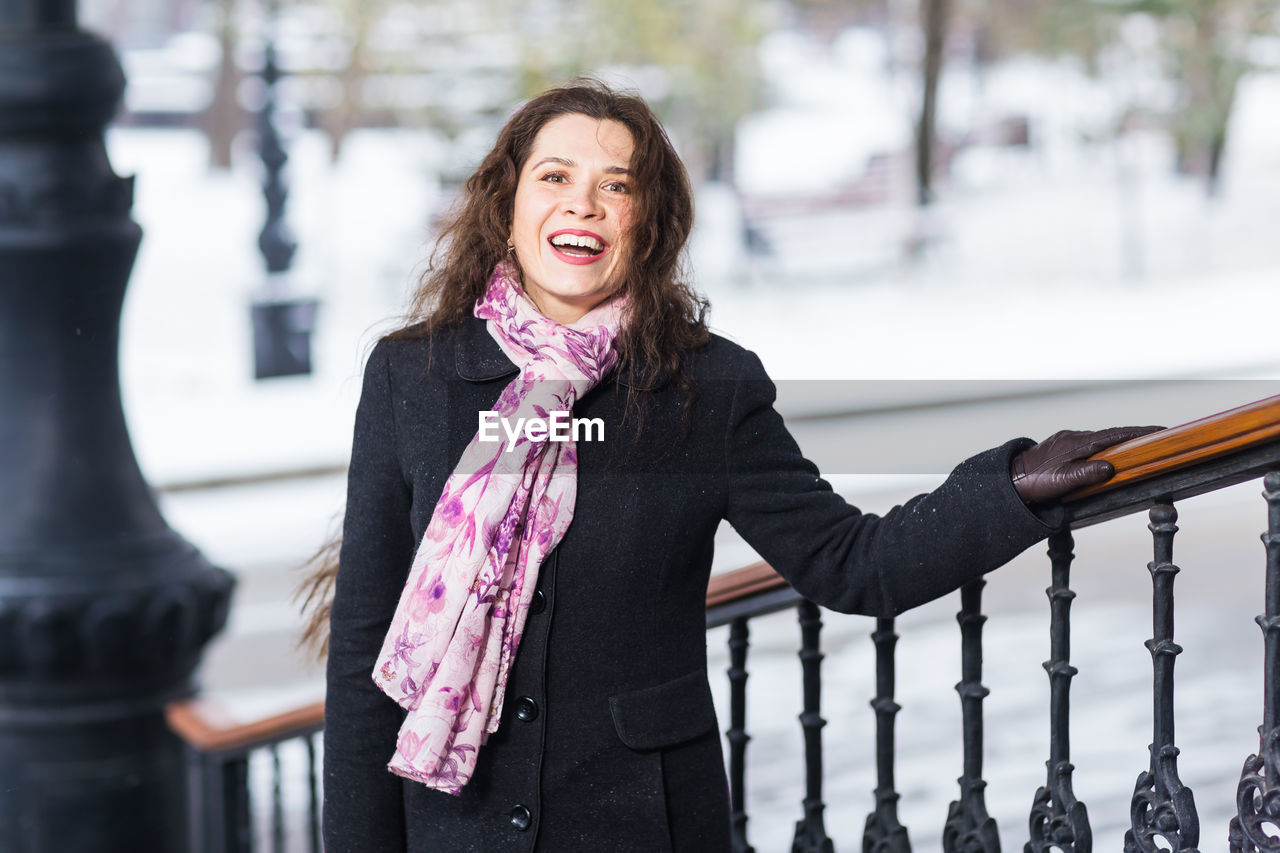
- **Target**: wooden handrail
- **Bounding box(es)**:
[169,395,1280,755]
[706,560,788,609]
[1067,394,1280,500]
[166,698,325,755]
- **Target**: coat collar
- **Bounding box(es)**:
[454,315,661,390]
[454,315,518,382]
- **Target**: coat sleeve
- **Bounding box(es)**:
[723,349,1057,616]
[323,341,413,852]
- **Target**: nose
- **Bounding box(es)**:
[562,183,602,219]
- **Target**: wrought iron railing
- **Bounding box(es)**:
[166,700,324,852]
[169,394,1280,852]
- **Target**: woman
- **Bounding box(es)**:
[315,80,1152,852]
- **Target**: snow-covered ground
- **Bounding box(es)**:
[100,46,1280,850]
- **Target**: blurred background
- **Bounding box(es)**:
[72,0,1280,846]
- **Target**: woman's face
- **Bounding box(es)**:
[509,113,635,325]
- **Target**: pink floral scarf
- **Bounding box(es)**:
[372,260,626,792]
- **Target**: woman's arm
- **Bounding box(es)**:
[324,341,414,852]
[723,349,1055,616]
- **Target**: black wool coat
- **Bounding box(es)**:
[322,316,1056,852]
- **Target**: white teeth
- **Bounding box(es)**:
[550,233,604,252]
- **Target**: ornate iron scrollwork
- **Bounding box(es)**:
[1126,760,1199,853]
[1124,503,1199,853]
[1230,471,1280,853]
[945,780,1000,853]
[1026,530,1091,853]
[1231,727,1280,851]
[1027,765,1090,853]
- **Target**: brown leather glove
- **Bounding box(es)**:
[1011,426,1163,504]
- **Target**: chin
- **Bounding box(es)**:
[542,275,616,302]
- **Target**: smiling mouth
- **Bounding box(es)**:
[548,233,606,257]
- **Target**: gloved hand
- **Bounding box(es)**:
[1011,426,1163,504]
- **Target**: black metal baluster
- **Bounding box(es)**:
[944,579,1000,853]
[307,734,322,853]
[863,616,912,853]
[196,753,222,853]
[1230,471,1280,852]
[1125,502,1200,853]
[793,600,834,853]
[271,744,284,852]
[220,755,253,853]
[727,618,755,853]
[1027,530,1092,852]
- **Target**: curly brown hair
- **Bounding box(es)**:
[298,80,711,655]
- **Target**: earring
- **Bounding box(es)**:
[506,240,515,254]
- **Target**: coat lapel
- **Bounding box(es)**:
[454,316,518,382]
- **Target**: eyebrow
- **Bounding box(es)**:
[529,156,631,175]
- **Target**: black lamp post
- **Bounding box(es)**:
[0,1,234,850]
[250,9,318,380]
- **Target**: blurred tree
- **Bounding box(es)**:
[789,0,875,36]
[204,0,386,169]
[205,0,245,170]
[981,0,1120,70]
[517,0,765,183]
[792,0,959,208]
[916,0,948,205]
[311,0,387,162]
[983,0,1277,195]
[791,0,959,207]
[1125,0,1276,194]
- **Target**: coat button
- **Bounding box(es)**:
[510,804,532,831]
[514,696,538,722]
[530,590,546,614]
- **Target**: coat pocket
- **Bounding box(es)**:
[608,670,718,751]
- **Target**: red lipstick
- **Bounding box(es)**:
[547,229,609,265]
